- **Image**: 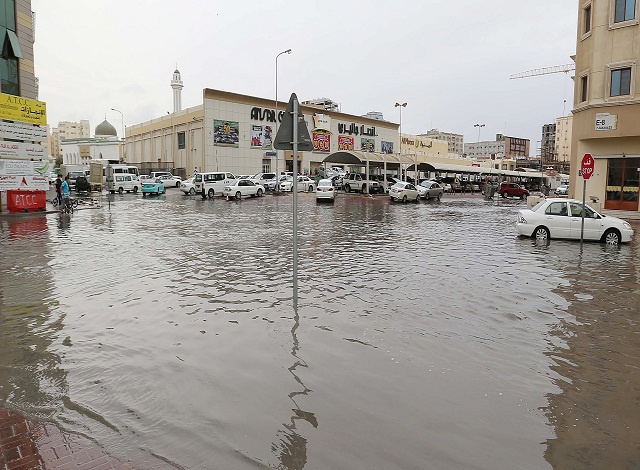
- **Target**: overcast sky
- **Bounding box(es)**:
[32,0,577,153]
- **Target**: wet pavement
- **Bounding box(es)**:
[1,189,639,469]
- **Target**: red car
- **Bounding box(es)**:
[498,182,529,199]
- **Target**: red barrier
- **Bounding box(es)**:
[6,190,47,212]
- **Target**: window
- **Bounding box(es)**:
[614,0,635,22]
[584,4,592,34]
[177,131,186,150]
[546,202,568,216]
[611,67,632,96]
[580,75,588,102]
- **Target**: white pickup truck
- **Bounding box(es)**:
[342,173,381,194]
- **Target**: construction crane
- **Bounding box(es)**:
[509,64,575,80]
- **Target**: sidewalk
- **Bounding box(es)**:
[0,409,177,469]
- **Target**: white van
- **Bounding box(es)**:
[195,172,237,198]
[111,174,140,194]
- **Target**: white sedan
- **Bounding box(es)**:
[157,174,182,188]
[516,198,634,244]
[180,176,196,195]
[315,179,336,202]
[280,176,315,192]
[222,179,265,199]
[389,182,420,202]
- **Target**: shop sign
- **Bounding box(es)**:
[312,113,331,132]
[401,136,433,149]
[0,92,47,125]
[0,121,48,141]
[251,107,283,123]
[312,131,331,152]
[0,159,51,176]
[595,113,617,131]
[0,142,48,159]
[338,122,376,136]
[0,175,49,190]
[250,124,273,148]
[338,135,354,151]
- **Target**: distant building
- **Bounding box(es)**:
[554,115,572,173]
[464,134,530,160]
[61,119,121,165]
[541,123,557,166]
[423,129,464,155]
[301,97,340,112]
[49,120,91,159]
[361,111,385,121]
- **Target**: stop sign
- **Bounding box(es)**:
[581,153,594,180]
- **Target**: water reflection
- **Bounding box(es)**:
[543,238,640,468]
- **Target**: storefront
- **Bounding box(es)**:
[605,156,640,211]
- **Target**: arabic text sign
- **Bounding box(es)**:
[0,92,47,125]
[0,142,48,159]
[0,175,49,190]
[0,121,48,141]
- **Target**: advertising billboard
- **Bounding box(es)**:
[0,92,47,125]
[214,120,239,147]
[338,136,354,151]
[312,131,330,152]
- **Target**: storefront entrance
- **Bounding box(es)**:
[605,157,640,211]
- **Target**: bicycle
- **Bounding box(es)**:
[59,196,79,214]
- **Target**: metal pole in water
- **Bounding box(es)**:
[581,179,586,245]
[292,97,299,306]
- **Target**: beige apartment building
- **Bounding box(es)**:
[49,120,91,159]
[555,115,573,173]
[571,0,640,211]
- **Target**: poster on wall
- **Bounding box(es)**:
[361,138,375,152]
[251,125,273,148]
[338,135,354,151]
[381,141,394,154]
[214,119,239,147]
[312,131,331,152]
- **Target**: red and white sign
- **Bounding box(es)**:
[581,153,594,180]
[338,135,354,151]
[0,175,49,191]
[312,131,330,152]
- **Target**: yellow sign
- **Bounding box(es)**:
[0,92,47,125]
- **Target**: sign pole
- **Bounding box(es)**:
[292,97,299,306]
[581,178,586,245]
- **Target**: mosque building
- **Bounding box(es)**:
[61,118,123,165]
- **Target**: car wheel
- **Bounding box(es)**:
[402,195,407,203]
[603,229,621,245]
[156,190,159,195]
[143,193,146,197]
[345,184,351,193]
[361,184,366,193]
[189,187,195,195]
[133,186,138,194]
[533,226,550,240]
[309,185,314,192]
[437,192,442,201]
[118,187,124,194]
[520,193,527,200]
[501,192,507,198]
[176,182,181,188]
[208,189,215,199]
[257,188,263,197]
[235,191,242,200]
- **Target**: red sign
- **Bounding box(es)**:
[338,135,354,151]
[312,131,330,152]
[581,153,594,180]
[6,190,46,212]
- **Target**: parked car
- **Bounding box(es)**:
[315,179,336,202]
[157,173,182,188]
[265,175,292,191]
[389,182,420,202]
[554,184,569,196]
[141,178,166,196]
[180,176,196,195]
[250,173,276,187]
[418,180,445,201]
[195,172,237,198]
[516,198,634,244]
[342,173,380,193]
[67,171,86,191]
[499,182,529,199]
[280,176,315,192]
[222,179,265,199]
[110,174,140,194]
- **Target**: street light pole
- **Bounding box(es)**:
[275,48,291,192]
[111,108,125,162]
[395,102,407,180]
[473,123,485,159]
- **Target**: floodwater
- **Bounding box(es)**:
[1,191,639,469]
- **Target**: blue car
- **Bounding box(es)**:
[142,178,166,196]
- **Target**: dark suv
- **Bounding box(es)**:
[498,182,529,199]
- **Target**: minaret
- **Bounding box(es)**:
[171,68,183,113]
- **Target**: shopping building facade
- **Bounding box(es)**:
[571,0,640,211]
